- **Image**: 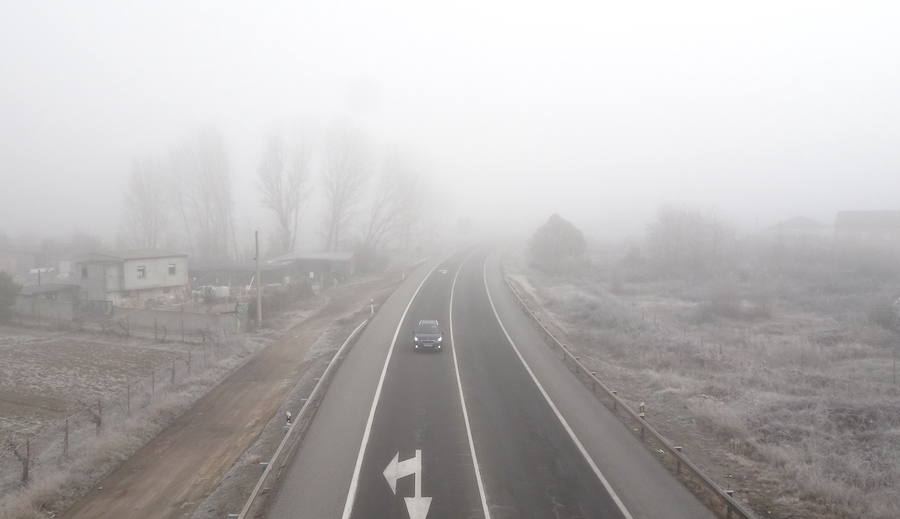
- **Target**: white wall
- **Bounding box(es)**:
[120,256,189,291]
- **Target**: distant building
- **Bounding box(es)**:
[768,217,831,240]
[267,251,356,287]
[73,249,189,305]
[189,259,286,289]
[18,283,81,301]
[0,249,36,281]
[834,211,900,254]
[14,283,82,322]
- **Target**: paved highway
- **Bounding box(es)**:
[266,249,714,519]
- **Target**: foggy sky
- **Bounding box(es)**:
[2,0,899,246]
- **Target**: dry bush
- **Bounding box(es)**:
[516,249,900,519]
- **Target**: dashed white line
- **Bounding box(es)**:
[449,251,492,519]
[481,255,635,519]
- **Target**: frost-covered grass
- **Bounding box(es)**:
[509,253,900,519]
[0,322,273,517]
[0,353,255,519]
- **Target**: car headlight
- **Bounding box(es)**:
[437,336,443,342]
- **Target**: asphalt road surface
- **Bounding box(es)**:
[266,249,715,519]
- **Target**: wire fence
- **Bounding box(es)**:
[0,327,243,497]
[500,265,759,519]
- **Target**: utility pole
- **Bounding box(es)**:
[255,230,262,326]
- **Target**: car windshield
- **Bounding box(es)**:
[416,323,439,333]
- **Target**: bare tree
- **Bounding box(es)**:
[257,128,311,254]
[646,206,736,278]
[321,124,369,251]
[169,128,237,260]
[361,153,420,253]
[120,157,166,249]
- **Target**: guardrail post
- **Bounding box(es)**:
[611,390,617,411]
[674,446,682,474]
[639,402,647,439]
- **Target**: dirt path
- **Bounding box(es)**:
[62,276,397,519]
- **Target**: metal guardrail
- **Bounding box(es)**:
[500,269,758,519]
[236,318,370,519]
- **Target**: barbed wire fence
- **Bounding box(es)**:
[0,324,243,497]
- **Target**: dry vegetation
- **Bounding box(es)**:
[513,223,900,519]
[0,293,326,519]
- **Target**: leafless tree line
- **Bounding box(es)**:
[119,128,236,260]
[119,122,426,262]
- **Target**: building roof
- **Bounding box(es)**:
[19,283,80,296]
[268,251,355,265]
[835,211,900,230]
[75,249,188,263]
[771,216,827,231]
[190,259,282,273]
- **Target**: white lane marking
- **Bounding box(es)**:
[340,261,442,519]
[481,256,635,519]
[383,450,432,519]
[449,253,493,519]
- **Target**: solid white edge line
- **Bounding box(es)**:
[340,259,442,519]
[449,251,492,519]
[237,318,368,519]
[481,255,635,519]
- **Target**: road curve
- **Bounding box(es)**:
[265,249,714,519]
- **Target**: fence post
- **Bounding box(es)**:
[126,382,131,415]
[23,438,30,483]
[187,351,192,375]
[171,359,176,384]
[64,416,69,458]
[97,399,103,434]
[151,370,156,396]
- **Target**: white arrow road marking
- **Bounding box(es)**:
[383,450,432,519]
[404,496,432,519]
[382,450,420,495]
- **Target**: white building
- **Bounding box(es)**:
[73,250,189,306]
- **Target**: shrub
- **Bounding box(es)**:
[529,214,587,274]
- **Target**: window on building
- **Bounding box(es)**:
[168,263,176,275]
[81,266,88,279]
[137,266,146,279]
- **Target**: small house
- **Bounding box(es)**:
[73,249,189,305]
